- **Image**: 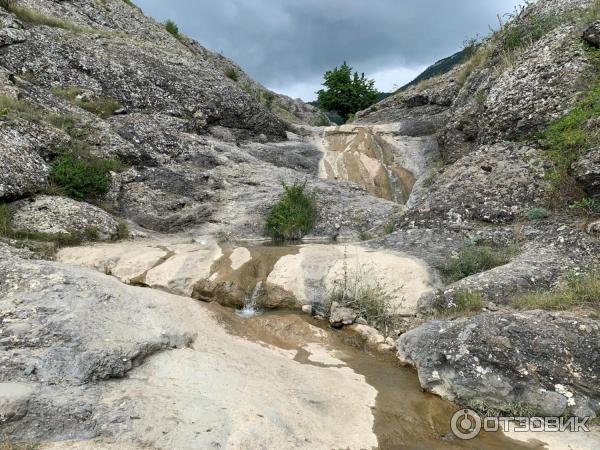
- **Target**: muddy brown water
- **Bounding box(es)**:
[207,304,541,450]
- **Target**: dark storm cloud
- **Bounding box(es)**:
[134,0,524,99]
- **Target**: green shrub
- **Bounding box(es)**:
[317,62,378,121]
[383,222,395,235]
[440,242,516,282]
[224,67,239,82]
[266,181,317,241]
[358,230,374,241]
[570,197,600,214]
[164,19,179,37]
[112,221,129,241]
[513,271,600,311]
[526,207,551,220]
[50,152,118,201]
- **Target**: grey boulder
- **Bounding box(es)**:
[11,195,120,239]
[397,311,600,418]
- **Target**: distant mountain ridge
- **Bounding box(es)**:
[398,47,471,92]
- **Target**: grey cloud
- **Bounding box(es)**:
[135,0,524,99]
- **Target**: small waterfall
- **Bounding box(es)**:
[236,281,263,318]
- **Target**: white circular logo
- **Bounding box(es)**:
[451,409,482,440]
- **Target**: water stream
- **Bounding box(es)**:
[235,281,264,318]
[212,305,542,450]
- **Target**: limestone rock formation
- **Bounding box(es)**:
[0,0,392,239]
[11,195,120,239]
[0,243,381,449]
[2,0,600,447]
[397,312,600,418]
[573,147,600,198]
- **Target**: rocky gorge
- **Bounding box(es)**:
[1,0,600,449]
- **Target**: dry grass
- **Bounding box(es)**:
[439,242,517,283]
[456,46,491,86]
[51,86,120,118]
[433,290,483,318]
[513,270,600,311]
[3,2,85,32]
[327,247,397,335]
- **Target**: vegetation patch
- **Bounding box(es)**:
[266,181,317,241]
[327,252,395,335]
[513,270,600,311]
[0,95,43,122]
[113,221,130,241]
[224,67,239,82]
[358,230,374,241]
[570,197,600,215]
[0,442,39,450]
[1,1,87,33]
[0,203,103,255]
[456,43,491,86]
[49,151,119,201]
[383,221,395,235]
[433,290,483,318]
[538,47,600,206]
[466,399,539,418]
[164,19,179,38]
[51,86,121,118]
[439,241,517,283]
[317,62,378,121]
[526,207,551,220]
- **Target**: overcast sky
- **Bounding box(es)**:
[135,0,525,101]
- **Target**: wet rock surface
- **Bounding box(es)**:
[0,243,385,448]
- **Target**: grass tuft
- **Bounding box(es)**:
[3,2,86,32]
[112,221,129,241]
[0,95,42,122]
[327,248,396,335]
[570,197,600,215]
[383,221,395,235]
[513,270,600,311]
[526,207,551,220]
[439,241,517,283]
[456,46,491,86]
[433,290,483,317]
[266,181,317,241]
[0,442,39,450]
[51,86,121,119]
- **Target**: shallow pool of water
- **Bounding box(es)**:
[208,305,541,450]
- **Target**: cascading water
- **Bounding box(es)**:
[236,281,264,318]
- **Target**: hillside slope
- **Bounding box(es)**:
[0,0,391,238]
